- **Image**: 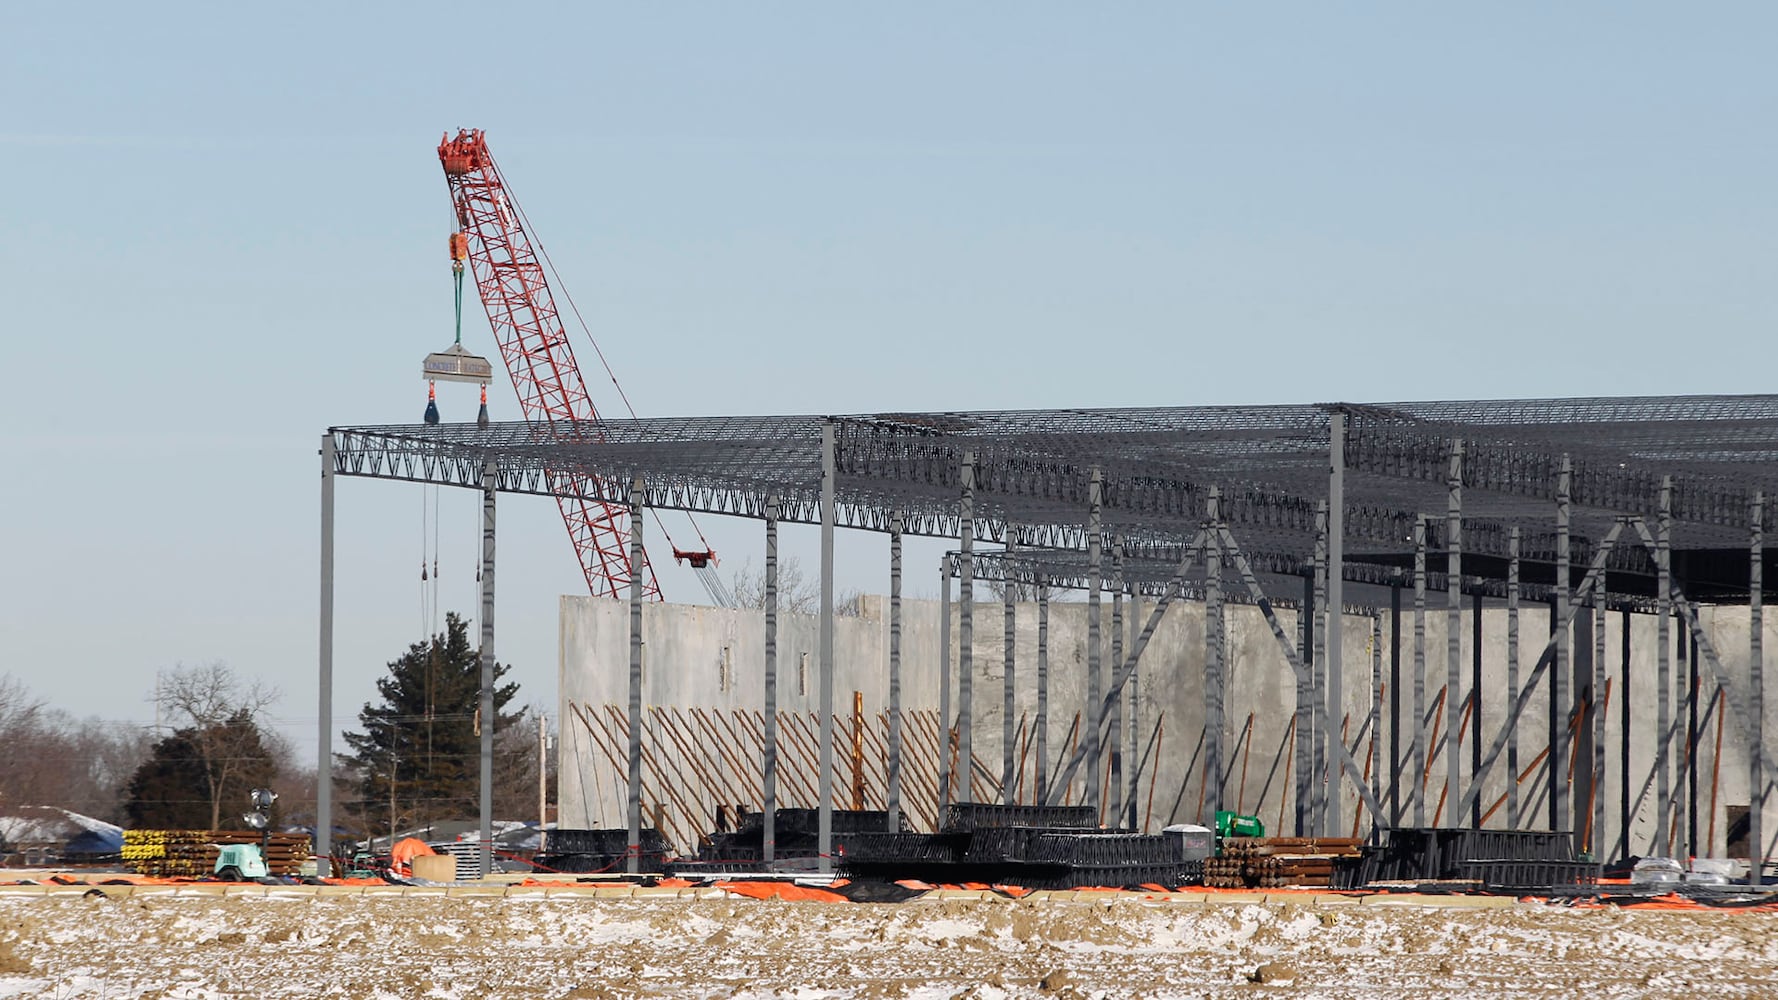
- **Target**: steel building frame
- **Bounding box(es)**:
[318,394,1778,881]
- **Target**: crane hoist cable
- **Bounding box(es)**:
[503,182,729,592]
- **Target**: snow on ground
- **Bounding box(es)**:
[1,891,1776,998]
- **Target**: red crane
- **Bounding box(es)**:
[437,128,663,601]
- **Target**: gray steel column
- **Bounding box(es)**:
[763,500,780,863]
[1390,584,1402,828]
[1593,575,1607,857]
[1127,584,1142,830]
[957,452,976,805]
[479,458,497,878]
[1370,613,1382,841]
[1312,501,1328,835]
[1326,410,1346,835]
[1206,488,1225,820]
[1086,469,1104,812]
[1108,544,1124,824]
[1507,528,1521,828]
[939,554,953,812]
[1413,515,1428,827]
[1554,456,1571,837]
[317,434,335,877]
[1297,571,1314,834]
[1446,441,1462,833]
[1002,532,1016,804]
[1036,582,1050,804]
[1752,494,1764,887]
[1472,590,1483,828]
[1656,476,1672,858]
[888,513,903,829]
[625,477,644,874]
[817,422,837,871]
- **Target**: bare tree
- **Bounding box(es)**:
[155,663,280,830]
[729,556,864,616]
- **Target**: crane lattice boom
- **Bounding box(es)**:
[439,128,661,601]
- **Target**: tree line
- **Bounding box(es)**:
[0,613,548,844]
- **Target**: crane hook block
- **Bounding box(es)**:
[449,232,470,263]
[438,130,486,176]
[424,381,440,425]
[673,548,717,569]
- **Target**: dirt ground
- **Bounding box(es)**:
[2,889,1776,999]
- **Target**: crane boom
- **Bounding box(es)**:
[439,128,661,601]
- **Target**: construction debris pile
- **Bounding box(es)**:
[1202,837,1362,889]
[121,830,310,878]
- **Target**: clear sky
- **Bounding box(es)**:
[4,4,1774,765]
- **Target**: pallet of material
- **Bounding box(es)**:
[122,830,311,877]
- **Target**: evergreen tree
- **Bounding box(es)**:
[123,711,278,829]
[343,613,523,837]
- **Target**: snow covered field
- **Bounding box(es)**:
[2,889,1776,998]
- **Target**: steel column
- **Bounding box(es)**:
[1036,583,1050,803]
[1472,590,1482,828]
[888,513,903,829]
[1108,545,1125,823]
[1593,577,1607,857]
[1003,532,1016,805]
[478,458,496,878]
[1127,585,1142,830]
[817,423,836,871]
[1507,528,1520,827]
[317,434,335,877]
[1326,410,1346,835]
[939,554,953,812]
[625,477,643,874]
[1753,493,1765,887]
[1657,476,1672,857]
[1446,441,1463,834]
[763,500,779,863]
[1413,515,1427,827]
[1086,469,1103,812]
[1554,457,1571,834]
[1370,613,1382,841]
[958,452,975,804]
[1206,488,1225,821]
[1390,583,1402,828]
[1312,501,1328,835]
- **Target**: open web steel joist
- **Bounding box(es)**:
[328,394,1778,597]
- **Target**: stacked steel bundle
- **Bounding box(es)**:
[840,804,1204,888]
[122,830,310,878]
[1204,837,1362,889]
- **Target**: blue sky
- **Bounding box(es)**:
[4,4,1774,763]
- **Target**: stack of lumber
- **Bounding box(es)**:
[122,830,311,877]
[1208,837,1362,889]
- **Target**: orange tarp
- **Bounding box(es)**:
[390,838,436,867]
